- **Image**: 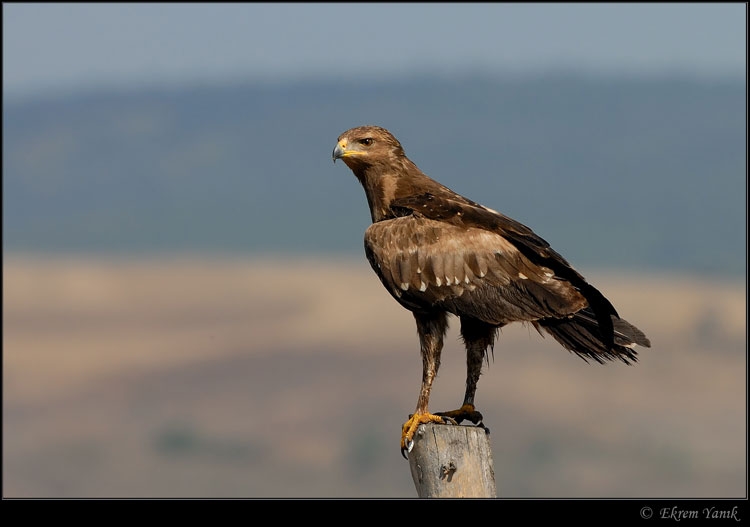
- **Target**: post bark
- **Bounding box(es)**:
[407,422,496,498]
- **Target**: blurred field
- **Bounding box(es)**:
[3,254,746,498]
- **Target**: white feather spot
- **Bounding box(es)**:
[479,271,486,278]
[464,276,470,284]
[400,282,409,291]
[518,272,528,279]
[435,277,442,287]
[419,281,427,292]
[444,276,452,286]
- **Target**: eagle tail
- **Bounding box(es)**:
[534,308,651,365]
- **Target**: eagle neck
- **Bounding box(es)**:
[353,167,398,223]
[351,157,434,223]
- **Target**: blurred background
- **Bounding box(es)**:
[3,3,746,498]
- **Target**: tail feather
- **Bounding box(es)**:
[535,308,651,365]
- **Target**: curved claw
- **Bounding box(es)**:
[400,439,414,459]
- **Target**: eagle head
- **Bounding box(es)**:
[332,125,405,169]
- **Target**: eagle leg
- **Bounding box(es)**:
[402,311,450,459]
[434,317,498,431]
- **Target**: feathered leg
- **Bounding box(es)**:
[436,316,498,427]
[401,310,450,458]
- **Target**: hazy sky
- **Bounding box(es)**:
[3,3,746,99]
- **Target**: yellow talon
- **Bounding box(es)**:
[400,412,451,458]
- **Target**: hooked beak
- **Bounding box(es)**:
[332,138,366,164]
[332,142,345,163]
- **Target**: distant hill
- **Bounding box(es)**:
[3,74,746,276]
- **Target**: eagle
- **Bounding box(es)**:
[332,125,651,458]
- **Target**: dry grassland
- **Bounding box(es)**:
[3,255,746,498]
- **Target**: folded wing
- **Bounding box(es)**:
[364,214,589,325]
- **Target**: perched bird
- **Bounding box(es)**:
[332,125,651,458]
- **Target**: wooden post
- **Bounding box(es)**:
[407,423,497,498]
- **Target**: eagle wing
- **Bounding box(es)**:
[364,212,589,325]
[380,192,621,346]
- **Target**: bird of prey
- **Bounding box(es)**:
[332,125,651,458]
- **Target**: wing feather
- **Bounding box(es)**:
[443,252,455,286]
[430,253,444,287]
[398,253,411,291]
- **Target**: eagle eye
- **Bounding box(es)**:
[359,138,374,146]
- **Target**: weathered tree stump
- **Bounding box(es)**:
[407,422,496,498]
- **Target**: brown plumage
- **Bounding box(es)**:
[332,125,651,457]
